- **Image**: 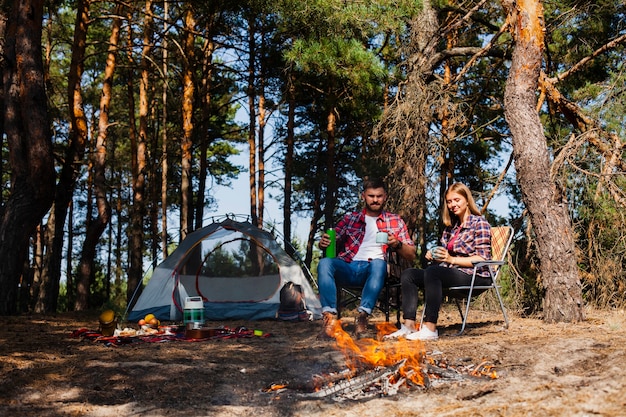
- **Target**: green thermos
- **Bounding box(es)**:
[325,229,336,258]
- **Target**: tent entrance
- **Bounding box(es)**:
[180,233,282,302]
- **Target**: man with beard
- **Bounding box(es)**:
[317,177,415,339]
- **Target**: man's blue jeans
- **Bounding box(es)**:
[317,257,387,315]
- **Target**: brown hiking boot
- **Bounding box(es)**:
[318,312,339,339]
[354,311,371,339]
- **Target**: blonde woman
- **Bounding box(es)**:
[385,182,491,340]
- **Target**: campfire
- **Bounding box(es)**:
[268,320,498,401]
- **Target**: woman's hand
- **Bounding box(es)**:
[432,246,449,263]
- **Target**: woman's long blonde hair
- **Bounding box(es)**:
[442,182,482,227]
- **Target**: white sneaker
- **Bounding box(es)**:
[383,324,416,340]
[405,326,439,341]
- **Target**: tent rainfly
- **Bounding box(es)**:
[127,218,322,322]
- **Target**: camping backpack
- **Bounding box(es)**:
[277,281,310,321]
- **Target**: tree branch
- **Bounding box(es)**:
[546,32,626,83]
[540,72,626,173]
[481,150,514,215]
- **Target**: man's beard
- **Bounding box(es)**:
[366,202,383,214]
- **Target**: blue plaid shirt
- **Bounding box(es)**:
[439,214,491,276]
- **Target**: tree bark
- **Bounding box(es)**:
[256,18,268,273]
[247,14,258,228]
[0,0,55,315]
[127,0,152,305]
[0,8,6,161]
[502,0,584,322]
[74,5,119,310]
[195,23,217,230]
[324,108,337,230]
[246,14,261,275]
[180,5,195,240]
[160,0,169,258]
[283,73,296,252]
[379,1,437,250]
[36,0,91,313]
[304,139,325,268]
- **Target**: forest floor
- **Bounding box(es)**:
[1,305,625,417]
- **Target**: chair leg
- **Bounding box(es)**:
[493,284,510,329]
[452,298,469,336]
[384,279,390,322]
[336,287,342,318]
[395,287,401,327]
[455,297,472,336]
[454,298,465,322]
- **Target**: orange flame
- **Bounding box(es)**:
[265,384,287,392]
[328,320,426,386]
[470,361,499,379]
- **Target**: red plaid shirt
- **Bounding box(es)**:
[333,209,414,262]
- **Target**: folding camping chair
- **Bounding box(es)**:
[421,225,513,335]
[336,248,409,325]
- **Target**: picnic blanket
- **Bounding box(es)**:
[71,325,270,347]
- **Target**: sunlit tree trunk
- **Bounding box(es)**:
[127,0,152,303]
[180,4,196,240]
[255,19,269,273]
[0,0,55,315]
[323,109,337,231]
[195,23,217,231]
[247,14,258,228]
[160,0,169,257]
[257,18,268,234]
[75,6,119,310]
[246,14,261,275]
[502,0,584,322]
[37,0,91,313]
[149,105,159,264]
[258,83,266,230]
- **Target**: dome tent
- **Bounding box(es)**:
[127,217,322,322]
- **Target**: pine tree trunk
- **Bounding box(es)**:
[502,0,584,322]
[160,0,169,258]
[257,24,267,273]
[30,225,44,311]
[324,109,337,230]
[0,0,55,315]
[283,75,296,252]
[37,0,91,313]
[74,7,119,310]
[180,5,196,240]
[246,14,261,275]
[383,0,437,244]
[305,183,324,268]
[247,14,258,228]
[128,0,151,305]
[195,29,217,230]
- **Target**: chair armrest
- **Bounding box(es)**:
[471,260,505,268]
